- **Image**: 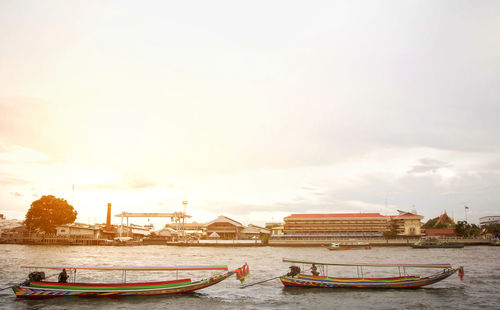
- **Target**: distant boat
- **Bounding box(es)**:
[280,258,463,289]
[327,241,371,251]
[489,237,500,246]
[12,263,249,298]
[411,240,464,248]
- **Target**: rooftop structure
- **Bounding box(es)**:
[435,212,456,227]
[240,224,271,239]
[0,217,23,231]
[205,215,244,240]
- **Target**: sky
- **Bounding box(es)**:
[1,0,499,228]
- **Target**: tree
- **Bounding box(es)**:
[383,220,399,239]
[25,195,77,234]
[483,223,500,237]
[455,221,468,237]
[455,221,481,238]
[259,233,270,245]
[468,224,481,237]
[383,231,398,239]
[149,231,158,238]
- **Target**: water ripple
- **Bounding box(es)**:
[0,245,499,309]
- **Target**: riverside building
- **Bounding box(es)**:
[479,215,500,226]
[281,212,423,237]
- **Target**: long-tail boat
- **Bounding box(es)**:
[12,263,249,298]
[326,241,371,251]
[280,258,463,289]
[411,240,464,248]
[489,237,500,246]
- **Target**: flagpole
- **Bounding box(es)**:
[464,206,468,223]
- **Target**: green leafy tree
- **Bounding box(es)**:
[455,221,481,238]
[259,233,270,245]
[468,224,481,237]
[383,231,398,239]
[455,221,468,237]
[483,223,500,236]
[25,195,77,234]
[383,220,399,239]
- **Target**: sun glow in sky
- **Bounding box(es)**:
[1,1,500,227]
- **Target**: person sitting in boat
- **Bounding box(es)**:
[310,264,320,276]
[58,269,68,283]
[287,265,301,277]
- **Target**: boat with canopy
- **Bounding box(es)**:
[411,240,464,248]
[326,241,371,251]
[280,258,463,289]
[12,263,249,298]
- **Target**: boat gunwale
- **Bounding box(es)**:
[28,278,192,288]
[279,268,459,288]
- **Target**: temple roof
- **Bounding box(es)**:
[205,215,243,227]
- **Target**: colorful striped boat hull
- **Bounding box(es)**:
[13,270,235,298]
[280,268,459,289]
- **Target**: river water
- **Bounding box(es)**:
[0,244,499,309]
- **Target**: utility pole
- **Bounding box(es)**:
[182,200,188,241]
[385,197,388,216]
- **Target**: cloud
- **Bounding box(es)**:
[407,158,452,174]
[123,171,156,189]
[78,171,157,191]
[0,177,30,186]
[0,97,66,164]
[1,2,500,226]
[0,144,48,164]
[79,183,126,191]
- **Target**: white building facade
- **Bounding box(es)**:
[479,216,500,226]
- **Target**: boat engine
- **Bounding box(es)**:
[28,271,46,282]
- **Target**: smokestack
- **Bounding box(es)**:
[106,203,112,230]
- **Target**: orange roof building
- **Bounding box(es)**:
[283,212,423,237]
[284,213,389,236]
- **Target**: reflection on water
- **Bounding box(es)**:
[0,245,499,310]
